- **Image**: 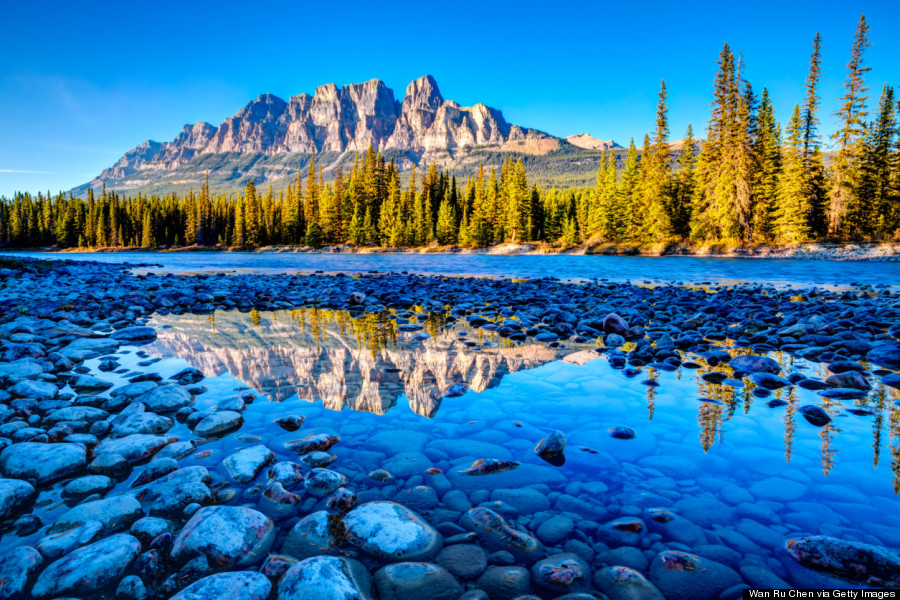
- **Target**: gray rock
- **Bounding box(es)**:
[593,566,665,600]
[374,562,462,600]
[344,501,442,561]
[0,546,43,600]
[171,506,274,568]
[193,410,243,437]
[531,552,591,594]
[44,405,109,425]
[437,543,488,580]
[49,495,143,534]
[9,380,57,401]
[0,442,86,484]
[170,572,272,600]
[0,478,35,518]
[537,514,575,545]
[135,384,194,412]
[95,434,175,462]
[648,551,741,600]
[277,556,372,600]
[70,374,114,393]
[109,404,173,438]
[224,444,274,483]
[31,533,141,599]
[491,487,550,515]
[281,511,340,560]
[65,337,120,357]
[477,566,530,600]
[111,326,158,342]
[729,355,780,374]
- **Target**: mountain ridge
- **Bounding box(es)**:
[86,75,563,194]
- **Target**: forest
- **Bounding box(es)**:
[0,16,896,250]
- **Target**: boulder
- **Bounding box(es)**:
[344,501,441,561]
[31,534,141,599]
[171,506,275,569]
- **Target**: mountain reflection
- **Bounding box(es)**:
[145,308,569,418]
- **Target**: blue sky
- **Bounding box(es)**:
[1,0,897,197]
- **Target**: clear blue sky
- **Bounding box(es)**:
[1,0,897,197]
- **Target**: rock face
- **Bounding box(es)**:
[86,76,558,193]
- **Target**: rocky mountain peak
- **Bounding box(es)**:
[565,133,621,151]
[86,75,559,193]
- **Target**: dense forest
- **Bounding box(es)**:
[1,16,897,249]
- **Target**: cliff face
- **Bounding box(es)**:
[145,309,568,418]
[90,75,558,192]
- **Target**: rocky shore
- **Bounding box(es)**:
[0,256,899,599]
[27,240,900,260]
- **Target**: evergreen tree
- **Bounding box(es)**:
[829,14,871,235]
[856,85,897,236]
[751,90,781,240]
[774,105,810,242]
[671,126,697,238]
[244,179,259,246]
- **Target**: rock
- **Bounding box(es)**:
[825,371,871,390]
[881,373,900,389]
[282,511,340,560]
[31,533,141,599]
[130,517,174,545]
[344,501,442,560]
[90,452,132,478]
[462,507,540,563]
[70,374,114,393]
[170,572,272,600]
[0,546,43,600]
[0,442,86,484]
[603,313,629,335]
[0,478,35,518]
[65,337,120,357]
[374,562,462,600]
[593,566,665,600]
[171,506,274,568]
[436,543,488,580]
[647,551,741,600]
[44,405,109,424]
[491,488,550,515]
[785,535,900,586]
[36,520,104,559]
[193,410,243,437]
[116,575,148,600]
[729,355,780,374]
[531,553,591,594]
[798,405,832,427]
[96,434,174,462]
[285,433,341,455]
[150,481,211,516]
[477,566,531,600]
[748,372,792,389]
[277,556,372,600]
[9,379,58,401]
[300,451,337,468]
[224,444,274,483]
[868,344,900,369]
[534,429,566,458]
[49,495,143,534]
[131,458,178,487]
[135,384,194,412]
[112,326,158,342]
[305,468,348,497]
[537,515,575,545]
[109,404,173,438]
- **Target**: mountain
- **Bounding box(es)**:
[82,75,566,195]
[565,133,622,151]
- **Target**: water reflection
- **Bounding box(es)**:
[147,308,582,418]
[146,308,900,489]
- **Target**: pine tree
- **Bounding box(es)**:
[436,197,457,245]
[856,85,897,236]
[751,89,781,240]
[141,206,154,248]
[618,139,640,241]
[232,196,245,247]
[802,33,828,237]
[642,80,673,241]
[829,14,871,235]
[671,126,697,238]
[774,105,810,242]
[244,179,259,246]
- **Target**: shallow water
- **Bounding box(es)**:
[66,307,896,589]
[2,250,899,287]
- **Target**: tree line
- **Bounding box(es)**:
[0,15,896,249]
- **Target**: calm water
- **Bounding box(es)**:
[2,250,899,287]
[95,307,899,590]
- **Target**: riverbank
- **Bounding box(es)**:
[3,240,899,261]
[1,256,899,597]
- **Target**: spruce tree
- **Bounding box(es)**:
[244,179,259,246]
[829,14,871,235]
[751,90,781,240]
[774,105,810,242]
[671,126,697,238]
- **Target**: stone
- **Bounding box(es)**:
[95,434,174,462]
[305,468,348,497]
[276,556,372,600]
[0,478,35,518]
[786,535,900,586]
[729,355,780,374]
[0,546,43,600]
[193,410,243,437]
[224,444,275,483]
[491,488,550,514]
[112,326,158,342]
[593,566,665,600]
[868,344,900,369]
[282,511,340,560]
[70,374,114,393]
[374,562,462,600]
[531,553,591,594]
[477,566,531,600]
[65,337,120,357]
[537,515,575,545]
[170,572,272,600]
[49,495,143,534]
[436,543,488,580]
[171,506,274,569]
[9,380,57,401]
[0,442,86,485]
[343,501,442,561]
[135,384,194,412]
[109,404,173,438]
[31,533,141,599]
[648,551,741,600]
